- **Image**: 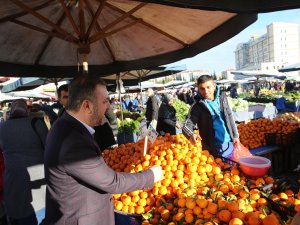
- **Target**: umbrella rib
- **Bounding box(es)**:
[85,0,106,39]
[78,0,86,39]
[35,11,68,65]
[102,2,147,32]
[125,72,139,79]
[84,0,116,61]
[105,3,186,46]
[0,0,53,24]
[89,3,147,48]
[89,19,140,43]
[11,19,77,44]
[58,0,81,38]
[9,0,78,43]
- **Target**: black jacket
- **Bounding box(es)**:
[182,92,239,156]
[156,102,177,135]
[145,95,159,123]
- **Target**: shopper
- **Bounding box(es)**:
[0,99,48,225]
[43,75,162,225]
[56,84,69,117]
[182,75,239,157]
[156,94,181,136]
[145,88,159,127]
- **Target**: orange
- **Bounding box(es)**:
[114,201,123,211]
[262,215,279,225]
[161,209,170,220]
[218,209,231,223]
[229,218,244,225]
[135,205,144,214]
[278,192,288,200]
[248,216,261,225]
[231,174,240,183]
[228,201,239,212]
[121,195,132,205]
[173,212,185,221]
[186,198,196,209]
[185,213,194,223]
[177,198,186,208]
[196,198,208,208]
[232,211,245,221]
[207,202,218,214]
[257,198,267,206]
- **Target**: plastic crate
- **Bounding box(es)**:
[265,131,299,146]
[265,133,278,145]
[114,210,142,225]
[266,197,295,220]
[262,177,299,220]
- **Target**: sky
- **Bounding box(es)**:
[167,8,300,74]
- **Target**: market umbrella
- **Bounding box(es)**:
[278,62,300,72]
[1,77,70,93]
[6,91,52,100]
[231,70,287,80]
[135,0,300,13]
[103,65,185,86]
[0,0,258,78]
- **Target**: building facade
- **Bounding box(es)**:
[235,22,300,71]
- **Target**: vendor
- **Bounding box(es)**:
[182,75,239,157]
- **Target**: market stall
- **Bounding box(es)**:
[103,131,300,225]
[229,98,278,122]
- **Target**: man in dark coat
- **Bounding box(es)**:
[56,84,69,117]
[145,88,159,127]
[44,75,162,225]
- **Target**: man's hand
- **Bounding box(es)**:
[233,138,240,145]
[149,166,163,182]
[175,122,182,129]
[189,133,202,145]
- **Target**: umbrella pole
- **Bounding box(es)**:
[139,77,143,110]
[117,73,124,127]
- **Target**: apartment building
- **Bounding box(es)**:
[235,22,300,71]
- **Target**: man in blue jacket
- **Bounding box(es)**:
[182,75,239,157]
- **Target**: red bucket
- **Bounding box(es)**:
[238,156,271,177]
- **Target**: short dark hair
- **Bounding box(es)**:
[68,75,107,112]
[57,84,69,99]
[197,75,214,85]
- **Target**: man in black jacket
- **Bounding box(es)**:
[182,75,239,157]
[145,88,160,128]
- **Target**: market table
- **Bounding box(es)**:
[233,105,277,122]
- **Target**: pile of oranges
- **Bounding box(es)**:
[238,115,300,149]
[102,133,300,225]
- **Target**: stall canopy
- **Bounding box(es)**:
[278,62,300,72]
[0,0,259,78]
[6,91,52,100]
[1,77,69,93]
[125,81,164,91]
[103,65,185,86]
[231,70,287,80]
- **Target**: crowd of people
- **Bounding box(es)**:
[0,75,299,225]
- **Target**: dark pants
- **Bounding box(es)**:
[9,214,37,225]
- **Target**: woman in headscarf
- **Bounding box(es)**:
[0,99,48,225]
[156,94,181,136]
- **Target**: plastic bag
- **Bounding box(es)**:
[233,142,252,162]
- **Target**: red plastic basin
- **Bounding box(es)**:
[238,156,271,177]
